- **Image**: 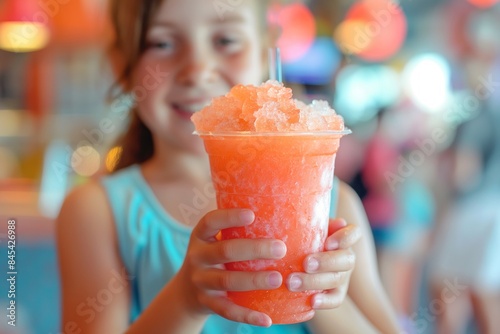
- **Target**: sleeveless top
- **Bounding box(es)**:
[101,164,339,334]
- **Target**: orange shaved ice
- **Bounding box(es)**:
[191,81,344,133]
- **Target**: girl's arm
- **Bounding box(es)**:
[306,182,400,333]
[56,182,208,334]
[336,181,401,334]
[307,296,380,334]
[58,182,284,333]
[57,182,131,333]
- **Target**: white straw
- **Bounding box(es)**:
[268,47,283,83]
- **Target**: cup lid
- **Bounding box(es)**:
[193,128,352,137]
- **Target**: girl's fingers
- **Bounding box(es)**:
[199,294,272,327]
[325,224,362,250]
[286,271,349,292]
[195,239,286,265]
[311,287,347,310]
[303,248,356,274]
[194,268,283,291]
[328,218,348,235]
[194,209,255,241]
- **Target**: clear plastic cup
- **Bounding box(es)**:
[197,130,350,324]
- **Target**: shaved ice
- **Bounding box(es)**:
[191,80,344,133]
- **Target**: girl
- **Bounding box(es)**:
[56,0,401,333]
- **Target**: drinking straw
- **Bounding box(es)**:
[268,47,283,83]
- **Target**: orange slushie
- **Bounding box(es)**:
[192,81,349,324]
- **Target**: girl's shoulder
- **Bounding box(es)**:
[60,179,110,214]
[57,180,114,237]
[57,164,140,239]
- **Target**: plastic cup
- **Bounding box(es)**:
[197,130,350,324]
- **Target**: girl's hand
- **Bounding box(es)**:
[177,208,287,327]
[285,219,361,310]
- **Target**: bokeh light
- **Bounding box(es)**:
[467,9,500,55]
[105,146,123,172]
[336,0,407,62]
[71,145,101,177]
[39,141,70,218]
[268,3,316,63]
[0,22,50,52]
[402,53,451,113]
[0,110,22,136]
[283,37,341,85]
[467,0,499,8]
[334,64,401,124]
[0,0,50,52]
[334,20,369,55]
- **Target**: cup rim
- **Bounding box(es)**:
[193,128,352,137]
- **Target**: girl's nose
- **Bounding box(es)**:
[176,49,217,86]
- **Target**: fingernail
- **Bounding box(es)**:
[288,275,302,291]
[312,294,323,309]
[271,241,286,258]
[249,312,265,326]
[338,219,348,227]
[268,272,282,288]
[327,239,339,250]
[306,257,319,272]
[239,210,254,224]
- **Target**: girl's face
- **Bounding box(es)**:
[132,0,265,154]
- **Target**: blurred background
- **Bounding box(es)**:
[0,0,499,333]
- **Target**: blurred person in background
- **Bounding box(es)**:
[359,107,436,329]
[382,147,436,327]
[361,108,400,251]
[428,103,500,334]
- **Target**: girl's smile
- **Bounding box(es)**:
[171,100,213,120]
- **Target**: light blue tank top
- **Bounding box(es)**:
[101,164,339,334]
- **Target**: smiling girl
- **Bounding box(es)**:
[56,0,401,333]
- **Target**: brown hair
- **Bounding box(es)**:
[108,0,163,172]
[108,0,271,172]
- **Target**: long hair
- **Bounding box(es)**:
[108,0,164,172]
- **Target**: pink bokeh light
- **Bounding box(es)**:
[268,3,316,63]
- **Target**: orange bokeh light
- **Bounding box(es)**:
[49,0,109,46]
[337,0,407,62]
[0,0,50,52]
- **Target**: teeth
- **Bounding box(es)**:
[175,102,210,113]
